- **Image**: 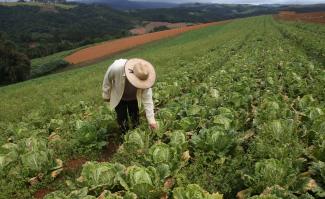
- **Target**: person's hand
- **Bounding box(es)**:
[149,122,158,130]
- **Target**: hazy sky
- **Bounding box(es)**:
[131,0,325,4]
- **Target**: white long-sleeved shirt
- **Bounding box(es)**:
[102,59,156,124]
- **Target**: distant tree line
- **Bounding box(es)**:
[21,0,67,4]
[130,4,325,23]
[0,33,30,85]
[0,4,133,59]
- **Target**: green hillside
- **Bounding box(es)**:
[0,3,133,59]
[0,2,77,9]
[1,2,324,86]
[0,16,325,198]
[0,22,228,123]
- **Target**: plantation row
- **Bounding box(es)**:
[274,19,325,37]
[273,19,325,65]
[0,16,324,198]
[45,16,325,198]
[43,17,255,199]
[0,17,248,198]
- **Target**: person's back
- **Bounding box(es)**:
[102,58,158,136]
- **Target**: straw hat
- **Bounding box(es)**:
[125,58,156,89]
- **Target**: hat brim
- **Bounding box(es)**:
[125,58,156,89]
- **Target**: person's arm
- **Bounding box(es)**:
[142,88,158,129]
[102,66,112,102]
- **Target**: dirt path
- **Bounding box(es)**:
[64,21,228,65]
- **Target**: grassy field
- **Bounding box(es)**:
[31,49,75,69]
[1,16,325,199]
[30,39,117,70]
[0,2,77,9]
[0,22,230,123]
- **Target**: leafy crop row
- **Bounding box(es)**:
[0,16,324,199]
[272,19,325,65]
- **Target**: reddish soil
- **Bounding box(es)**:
[276,11,325,24]
[34,188,53,199]
[98,141,120,162]
[64,21,228,65]
[64,157,88,170]
[33,158,88,199]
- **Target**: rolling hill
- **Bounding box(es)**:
[77,0,178,9]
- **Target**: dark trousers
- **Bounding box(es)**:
[115,100,139,134]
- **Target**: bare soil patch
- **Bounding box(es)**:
[276,11,325,24]
[98,141,120,162]
[33,188,53,199]
[64,157,88,171]
[64,21,227,65]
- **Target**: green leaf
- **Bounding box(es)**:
[173,184,223,199]
[156,163,171,179]
[20,151,49,172]
[44,191,69,199]
[126,166,161,198]
[149,143,172,164]
[78,162,125,190]
[191,127,235,155]
[212,115,231,130]
[123,130,149,152]
[169,131,187,149]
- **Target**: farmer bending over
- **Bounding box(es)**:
[102,58,158,134]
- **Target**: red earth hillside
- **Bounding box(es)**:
[276,11,325,24]
[64,21,228,65]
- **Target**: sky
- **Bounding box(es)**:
[131,0,325,4]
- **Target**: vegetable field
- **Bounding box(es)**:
[0,16,324,199]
